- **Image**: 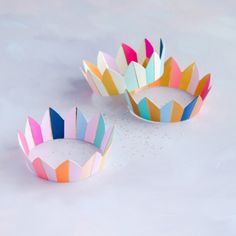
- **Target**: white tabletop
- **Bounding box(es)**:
[0,1,235,235]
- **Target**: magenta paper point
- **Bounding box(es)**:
[187,65,199,94]
[102,52,120,72]
[200,76,211,100]
[145,38,154,59]
[122,43,138,65]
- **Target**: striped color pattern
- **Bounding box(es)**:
[17,107,114,183]
[125,57,211,122]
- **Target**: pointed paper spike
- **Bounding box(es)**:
[126,92,140,117]
[168,58,182,88]
[159,39,164,58]
[85,114,100,144]
[124,62,139,91]
[159,57,173,86]
[146,53,155,84]
[83,60,102,80]
[83,61,89,73]
[179,63,195,91]
[194,74,211,98]
[64,107,77,139]
[56,160,69,183]
[107,69,126,94]
[49,108,64,139]
[102,69,119,95]
[97,51,120,73]
[116,46,128,74]
[122,43,138,65]
[82,70,101,95]
[17,131,29,156]
[94,114,105,148]
[187,64,199,95]
[87,70,109,96]
[69,160,81,182]
[32,158,48,180]
[160,101,174,122]
[132,62,146,88]
[80,153,96,179]
[146,98,160,122]
[101,126,115,153]
[77,109,87,140]
[146,52,161,84]
[97,51,110,74]
[42,161,57,182]
[41,110,53,142]
[200,74,211,100]
[201,85,211,101]
[171,101,184,122]
[144,38,154,59]
[138,98,151,120]
[181,97,199,121]
[27,117,43,146]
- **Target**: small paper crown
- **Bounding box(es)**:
[17,107,114,183]
[82,38,165,96]
[125,58,211,122]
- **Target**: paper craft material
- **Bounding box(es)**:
[82,38,165,96]
[134,86,194,108]
[17,107,114,183]
[125,57,211,122]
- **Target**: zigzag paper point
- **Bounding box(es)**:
[83,38,165,96]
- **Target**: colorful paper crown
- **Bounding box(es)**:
[82,38,165,96]
[17,107,114,183]
[125,58,211,122]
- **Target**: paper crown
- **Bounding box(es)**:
[17,107,114,183]
[82,38,165,96]
[125,57,211,122]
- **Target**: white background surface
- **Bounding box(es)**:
[0,1,236,235]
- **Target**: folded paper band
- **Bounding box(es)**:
[82,38,165,96]
[17,107,114,183]
[125,57,211,122]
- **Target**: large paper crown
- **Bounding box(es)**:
[17,107,114,183]
[125,58,211,122]
[82,38,165,96]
